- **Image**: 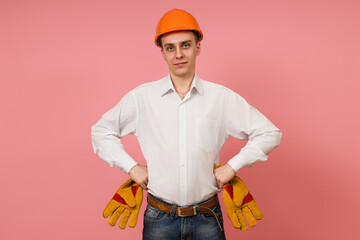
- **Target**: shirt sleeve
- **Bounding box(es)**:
[91,91,139,173]
[225,91,282,172]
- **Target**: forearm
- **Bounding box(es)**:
[91,91,139,173]
[91,121,138,173]
[227,130,282,172]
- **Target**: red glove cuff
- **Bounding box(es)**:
[243,192,254,204]
[224,185,234,199]
[112,185,139,204]
[224,185,254,205]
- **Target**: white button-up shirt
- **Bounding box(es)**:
[91,74,281,206]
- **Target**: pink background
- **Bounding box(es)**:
[1,0,359,239]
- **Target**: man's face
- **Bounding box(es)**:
[161,30,201,79]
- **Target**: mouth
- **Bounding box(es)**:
[174,62,187,67]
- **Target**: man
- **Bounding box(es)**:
[91,8,281,239]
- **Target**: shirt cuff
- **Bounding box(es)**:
[227,141,268,172]
[113,154,138,173]
[97,145,138,173]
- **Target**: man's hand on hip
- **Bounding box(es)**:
[214,164,236,189]
[129,164,148,190]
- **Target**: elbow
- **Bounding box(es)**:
[90,124,97,141]
[90,124,100,154]
[263,130,282,154]
[274,130,282,148]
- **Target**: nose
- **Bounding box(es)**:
[175,47,184,59]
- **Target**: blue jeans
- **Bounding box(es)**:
[143,194,226,240]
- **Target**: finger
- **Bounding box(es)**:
[235,209,248,231]
[140,182,147,190]
[108,206,125,226]
[242,205,257,227]
[128,209,139,228]
[119,208,132,229]
[216,180,222,189]
[247,201,263,220]
[103,201,119,218]
[229,212,241,228]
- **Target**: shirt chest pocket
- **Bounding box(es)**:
[195,117,219,152]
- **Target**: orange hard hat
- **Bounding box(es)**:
[155,8,203,47]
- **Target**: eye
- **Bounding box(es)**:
[166,46,174,51]
[182,43,190,48]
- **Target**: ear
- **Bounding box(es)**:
[161,47,166,60]
[196,42,201,56]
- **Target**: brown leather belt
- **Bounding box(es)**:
[147,194,223,231]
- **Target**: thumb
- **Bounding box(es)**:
[118,186,136,207]
[232,177,249,207]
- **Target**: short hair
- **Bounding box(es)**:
[159,30,200,49]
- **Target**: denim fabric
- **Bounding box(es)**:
[143,194,226,240]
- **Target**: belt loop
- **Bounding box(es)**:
[195,205,200,217]
[170,205,176,218]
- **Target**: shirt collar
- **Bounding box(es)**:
[159,74,204,97]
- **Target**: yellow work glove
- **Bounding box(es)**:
[222,176,263,230]
[103,178,143,229]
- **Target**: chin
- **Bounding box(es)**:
[174,71,190,78]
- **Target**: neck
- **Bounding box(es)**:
[169,72,195,93]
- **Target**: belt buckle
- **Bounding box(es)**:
[177,206,197,217]
[177,207,185,217]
